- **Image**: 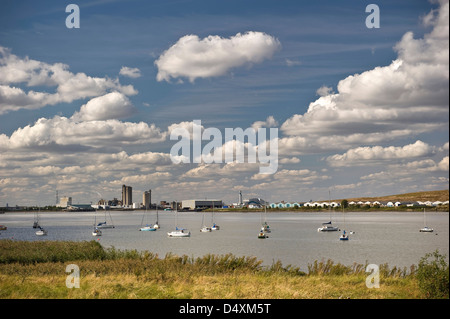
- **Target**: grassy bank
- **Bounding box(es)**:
[0,240,447,299]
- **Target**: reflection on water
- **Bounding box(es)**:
[1,211,448,270]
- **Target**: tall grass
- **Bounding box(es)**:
[307,259,416,277]
[1,240,443,299]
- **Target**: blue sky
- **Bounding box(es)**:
[0,0,448,206]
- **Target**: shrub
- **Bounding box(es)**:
[416,250,449,299]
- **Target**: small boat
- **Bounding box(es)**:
[36,226,48,236]
[168,202,190,237]
[153,209,160,229]
[96,221,115,229]
[200,226,212,232]
[139,208,157,231]
[419,208,434,232]
[318,190,339,232]
[96,210,115,229]
[140,224,157,231]
[92,227,102,236]
[262,204,271,233]
[258,227,268,239]
[200,214,212,232]
[211,201,220,230]
[339,206,349,240]
[339,230,349,241]
[419,226,434,232]
[318,221,339,232]
[33,209,40,228]
[168,227,191,237]
[0,225,7,231]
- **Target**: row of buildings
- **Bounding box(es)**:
[54,187,449,211]
[266,200,449,209]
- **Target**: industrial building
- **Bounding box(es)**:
[57,196,72,208]
[122,185,132,207]
[181,199,223,210]
[143,190,151,209]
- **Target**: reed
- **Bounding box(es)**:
[0,240,439,299]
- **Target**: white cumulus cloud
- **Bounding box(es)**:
[71,92,136,122]
[119,66,141,78]
[155,31,281,82]
[326,140,435,166]
[280,0,449,153]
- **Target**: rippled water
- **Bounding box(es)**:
[1,210,448,270]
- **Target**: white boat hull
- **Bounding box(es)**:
[36,230,47,236]
[167,230,190,237]
[97,224,115,229]
[200,226,212,232]
[318,226,339,232]
[420,227,434,232]
[140,226,156,231]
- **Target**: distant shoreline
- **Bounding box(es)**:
[2,207,449,213]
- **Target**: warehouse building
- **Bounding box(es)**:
[181,199,223,210]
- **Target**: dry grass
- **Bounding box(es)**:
[0,240,427,299]
[341,189,449,203]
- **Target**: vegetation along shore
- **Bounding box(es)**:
[0,240,448,299]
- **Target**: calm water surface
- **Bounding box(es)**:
[1,210,448,270]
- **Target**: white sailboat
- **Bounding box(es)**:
[339,206,349,241]
[200,214,212,232]
[35,226,47,236]
[153,208,160,229]
[92,212,102,236]
[96,209,115,229]
[92,227,102,236]
[262,202,271,233]
[211,200,220,230]
[34,207,47,235]
[140,208,157,231]
[33,208,40,229]
[318,190,339,232]
[258,227,268,239]
[419,208,434,232]
[167,202,190,237]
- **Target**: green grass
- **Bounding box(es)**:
[0,240,447,299]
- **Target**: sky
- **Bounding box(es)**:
[0,0,448,206]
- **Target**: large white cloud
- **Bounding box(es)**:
[155,31,281,82]
[326,140,435,166]
[0,116,166,151]
[280,0,449,153]
[71,92,137,122]
[0,47,137,114]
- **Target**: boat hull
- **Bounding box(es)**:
[97,224,115,229]
[318,227,339,232]
[167,230,190,237]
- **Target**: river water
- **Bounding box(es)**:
[1,210,448,270]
